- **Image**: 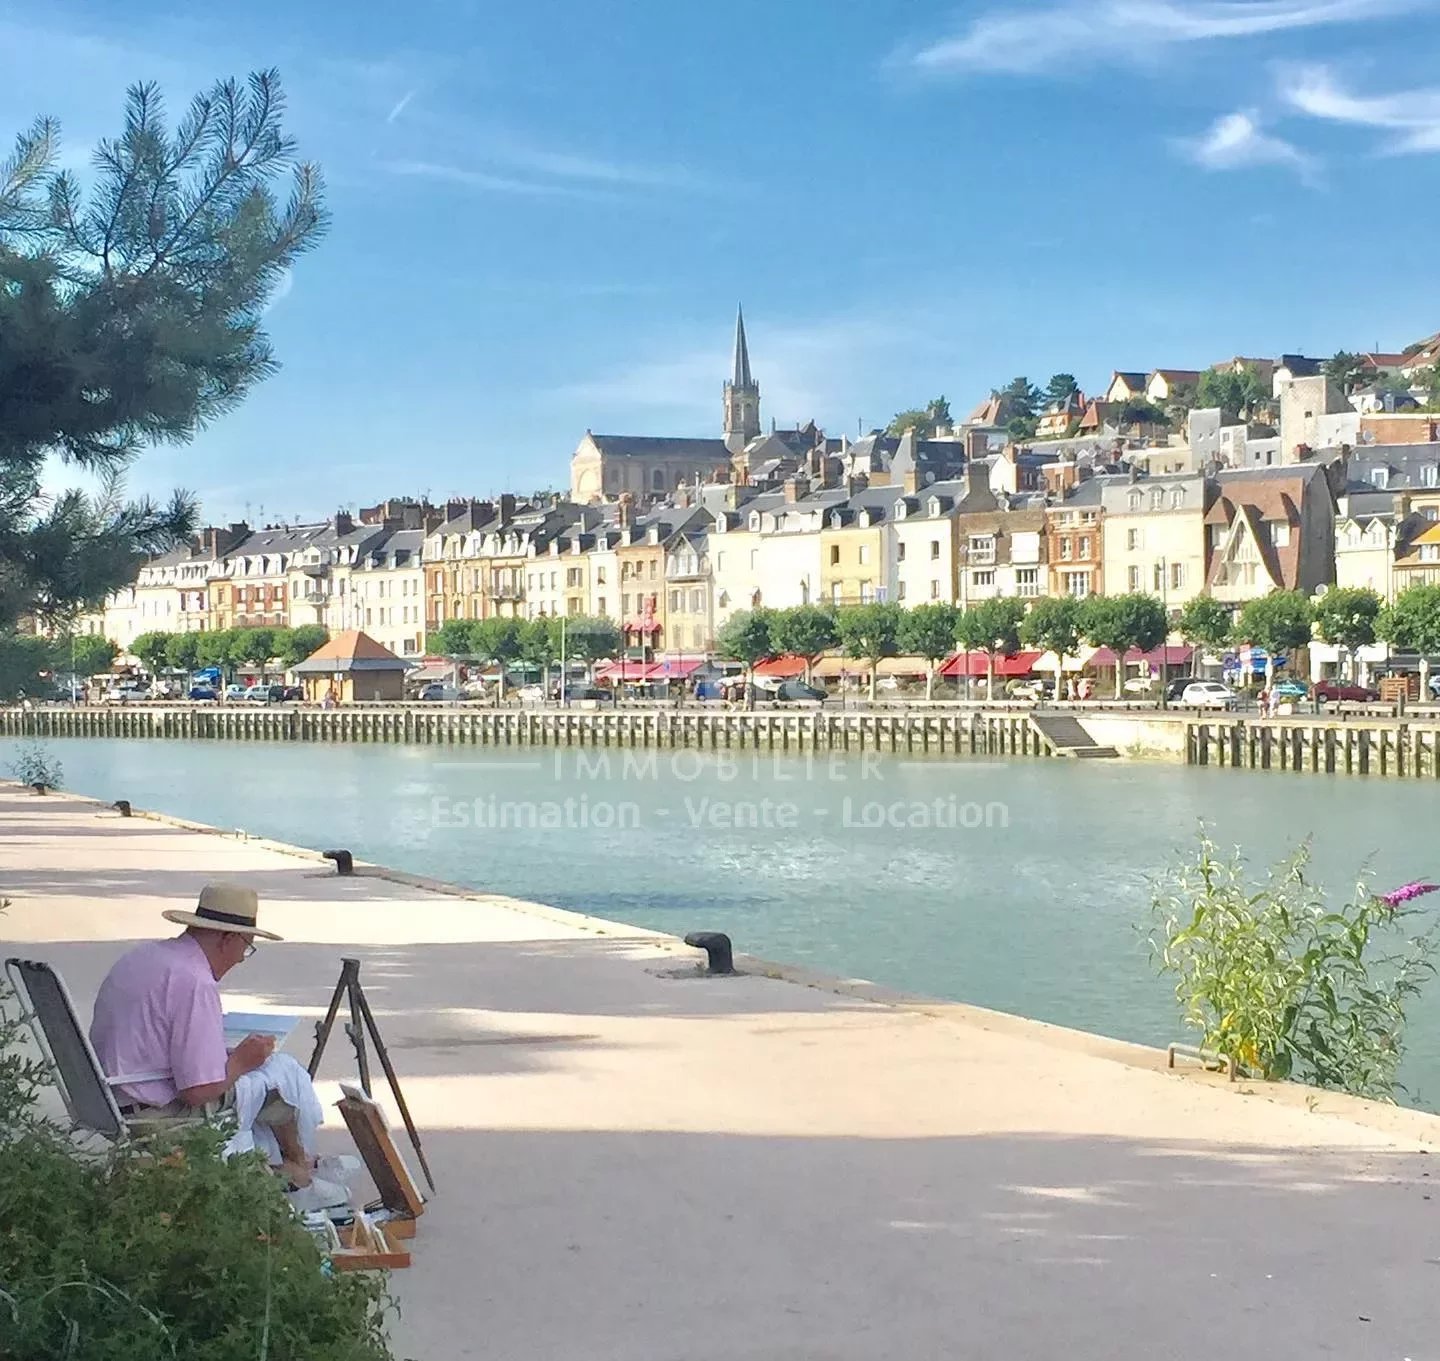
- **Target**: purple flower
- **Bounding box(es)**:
[1377,881,1440,908]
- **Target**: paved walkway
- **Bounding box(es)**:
[2,784,1437,1361]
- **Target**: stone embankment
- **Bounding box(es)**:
[3,782,1439,1359]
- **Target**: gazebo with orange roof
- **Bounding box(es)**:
[292,629,412,704]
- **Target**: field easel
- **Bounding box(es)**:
[308,956,436,1193]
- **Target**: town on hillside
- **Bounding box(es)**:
[76,310,1440,699]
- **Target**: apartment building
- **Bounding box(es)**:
[1046,478,1106,598]
[1205,465,1337,602]
[1099,472,1209,608]
[351,528,427,657]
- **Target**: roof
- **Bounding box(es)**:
[586,435,731,461]
[1109,372,1148,390]
[731,305,753,390]
[293,630,409,673]
[1150,369,1202,385]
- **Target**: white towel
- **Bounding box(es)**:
[223,1053,325,1165]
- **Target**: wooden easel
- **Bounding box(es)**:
[330,1084,427,1270]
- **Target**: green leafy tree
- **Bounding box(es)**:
[431,619,476,656]
[0,71,326,630]
[1196,365,1266,420]
[63,632,117,679]
[771,604,839,682]
[228,627,276,674]
[1043,373,1079,408]
[1378,583,1440,696]
[1314,585,1380,680]
[1323,351,1367,396]
[1020,595,1082,696]
[897,603,958,699]
[955,598,1025,698]
[1177,595,1233,655]
[195,628,234,674]
[1233,590,1313,685]
[1117,397,1169,429]
[1078,593,1168,697]
[518,617,560,674]
[715,608,775,708]
[0,632,54,699]
[563,615,623,676]
[885,396,952,438]
[164,631,202,674]
[836,601,901,702]
[470,617,524,699]
[129,630,172,674]
[279,623,328,666]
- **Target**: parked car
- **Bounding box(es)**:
[244,683,283,703]
[1179,681,1238,710]
[1272,679,1309,700]
[1314,679,1379,703]
[1122,676,1157,695]
[280,685,304,702]
[1162,675,1204,702]
[102,683,149,703]
[559,684,614,704]
[187,685,218,702]
[774,680,827,703]
[515,684,547,705]
[223,684,247,701]
[1006,678,1050,701]
[417,683,461,701]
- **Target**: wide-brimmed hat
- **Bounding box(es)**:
[162,882,282,941]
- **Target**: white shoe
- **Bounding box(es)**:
[287,1175,351,1213]
[316,1154,363,1184]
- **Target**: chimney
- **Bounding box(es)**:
[783,475,809,504]
[333,511,354,536]
[617,492,634,529]
[498,493,517,522]
[902,466,920,495]
[840,434,850,455]
[1128,464,1140,484]
[846,474,868,495]
[965,428,989,460]
[965,461,990,498]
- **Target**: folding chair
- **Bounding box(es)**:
[4,956,178,1143]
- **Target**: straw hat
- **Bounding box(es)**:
[162,882,282,941]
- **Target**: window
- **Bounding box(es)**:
[1170,488,1184,509]
[930,539,941,560]
[860,582,874,603]
[968,535,995,563]
[858,545,871,566]
[1017,568,1039,597]
[1127,528,1140,550]
[651,470,665,491]
[829,545,840,566]
[897,581,907,600]
[1063,571,1090,598]
[1150,489,1164,510]
[749,549,758,569]
[897,542,907,562]
[1128,490,1142,511]
[1152,563,1164,592]
[1426,465,1440,488]
[1078,536,1091,558]
[1272,523,1291,548]
[831,583,843,604]
[1171,561,1185,591]
[1370,468,1390,489]
[930,579,942,598]
[567,568,582,587]
[1421,545,1440,563]
[622,594,631,615]
[648,561,656,580]
[1060,537,1072,560]
[1128,566,1140,590]
[971,571,993,589]
[1427,508,1440,523]
[670,590,681,611]
[596,567,607,584]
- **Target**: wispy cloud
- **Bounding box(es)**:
[385,89,417,124]
[1173,109,1319,182]
[902,0,1416,76]
[1280,63,1440,154]
[379,158,593,197]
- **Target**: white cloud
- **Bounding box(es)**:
[379,158,594,196]
[1280,63,1440,154]
[1174,109,1319,181]
[385,89,416,124]
[904,0,1416,75]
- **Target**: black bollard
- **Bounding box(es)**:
[684,931,735,975]
[113,800,132,817]
[323,849,354,876]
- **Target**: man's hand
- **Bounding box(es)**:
[227,1033,275,1079]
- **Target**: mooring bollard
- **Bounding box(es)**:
[113,800,132,817]
[684,931,735,975]
[323,849,354,876]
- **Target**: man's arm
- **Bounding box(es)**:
[176,1035,274,1107]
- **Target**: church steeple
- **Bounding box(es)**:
[724,304,761,453]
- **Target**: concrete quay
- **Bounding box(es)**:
[2,783,1439,1360]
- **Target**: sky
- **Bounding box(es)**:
[4,0,1440,523]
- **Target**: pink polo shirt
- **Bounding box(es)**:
[90,934,227,1107]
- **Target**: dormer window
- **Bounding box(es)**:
[1170,488,1184,509]
[748,512,761,531]
[1425,465,1439,488]
[1371,468,1390,489]
[927,498,941,517]
[859,511,872,528]
[1150,489,1164,510]
[894,500,907,520]
[1128,491,1142,510]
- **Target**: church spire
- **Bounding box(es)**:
[732,304,753,390]
[724,303,761,454]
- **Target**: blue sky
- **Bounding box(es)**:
[5,0,1440,522]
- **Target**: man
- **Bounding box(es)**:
[90,882,348,1205]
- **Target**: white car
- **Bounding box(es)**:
[515,684,546,705]
[1179,681,1237,710]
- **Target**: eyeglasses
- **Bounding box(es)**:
[241,941,258,960]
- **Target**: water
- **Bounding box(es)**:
[8,736,1440,1105]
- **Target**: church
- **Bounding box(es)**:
[568,308,769,503]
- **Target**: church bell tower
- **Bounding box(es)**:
[723,305,761,455]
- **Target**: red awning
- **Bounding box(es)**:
[939,650,1043,679]
[595,661,663,682]
[1089,645,1195,667]
[623,619,663,634]
[654,658,704,678]
[754,654,810,679]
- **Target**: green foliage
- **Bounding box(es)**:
[1378,583,1440,655]
[1019,594,1081,659]
[836,602,901,701]
[770,604,838,661]
[8,739,62,790]
[431,619,476,656]
[517,617,559,668]
[1233,591,1313,665]
[1149,835,1436,1099]
[1177,594,1233,650]
[64,634,118,679]
[562,615,622,663]
[228,627,277,668]
[995,376,1040,418]
[958,598,1026,658]
[1043,373,1078,408]
[1117,397,1168,429]
[278,624,328,667]
[885,396,951,438]
[1196,365,1266,420]
[0,631,56,699]
[1078,593,1167,696]
[714,609,774,667]
[0,71,326,629]
[163,631,201,674]
[1323,351,1366,395]
[129,631,172,671]
[470,617,523,664]
[1313,586,1380,651]
[897,603,957,697]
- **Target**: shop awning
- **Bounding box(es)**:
[755,654,810,679]
[653,657,705,679]
[875,656,931,677]
[1088,644,1194,667]
[595,661,663,682]
[938,650,1044,679]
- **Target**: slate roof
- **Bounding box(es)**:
[587,435,731,460]
[293,629,410,673]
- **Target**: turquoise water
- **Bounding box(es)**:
[7,736,1439,1105]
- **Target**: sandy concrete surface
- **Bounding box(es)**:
[2,784,1438,1361]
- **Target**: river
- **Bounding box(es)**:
[6,736,1439,1106]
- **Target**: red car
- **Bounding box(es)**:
[1314,680,1379,702]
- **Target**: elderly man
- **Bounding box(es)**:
[90,882,348,1206]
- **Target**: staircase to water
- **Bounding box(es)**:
[1028,712,1119,759]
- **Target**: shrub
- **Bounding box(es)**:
[0,974,397,1360]
[8,740,63,792]
[1149,834,1437,1100]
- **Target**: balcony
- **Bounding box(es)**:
[486,581,523,600]
[301,562,330,578]
[666,558,710,581]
